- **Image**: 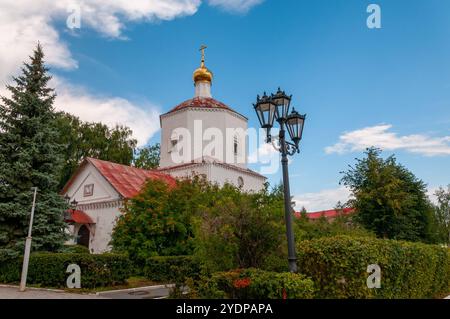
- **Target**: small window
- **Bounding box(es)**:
[234,136,239,156]
[170,139,178,152]
[169,131,179,153]
[84,184,94,197]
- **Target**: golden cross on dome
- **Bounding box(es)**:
[199,44,207,67]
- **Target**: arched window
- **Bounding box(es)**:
[237,176,244,188]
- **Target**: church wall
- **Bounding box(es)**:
[160,110,189,168]
[209,164,266,193]
[83,204,122,253]
[160,108,248,169]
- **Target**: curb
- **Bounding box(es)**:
[0,284,99,296]
[96,284,175,296]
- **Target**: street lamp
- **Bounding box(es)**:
[253,88,306,273]
[70,199,78,209]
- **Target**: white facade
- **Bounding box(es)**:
[62,162,123,253]
[159,159,266,193]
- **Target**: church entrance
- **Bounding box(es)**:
[77,225,90,248]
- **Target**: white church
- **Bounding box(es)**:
[62,48,266,253]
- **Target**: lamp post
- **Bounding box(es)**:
[254,88,306,273]
[19,187,38,292]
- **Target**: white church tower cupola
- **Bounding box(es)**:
[193,45,213,98]
[158,45,266,192]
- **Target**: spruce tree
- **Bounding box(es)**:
[0,44,67,259]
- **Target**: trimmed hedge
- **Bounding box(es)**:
[297,236,450,299]
[143,255,201,282]
[60,245,91,254]
[0,253,131,288]
[197,268,316,299]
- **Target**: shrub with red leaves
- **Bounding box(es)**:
[233,277,251,289]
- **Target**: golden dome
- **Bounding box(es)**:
[193,45,213,84]
[193,65,213,83]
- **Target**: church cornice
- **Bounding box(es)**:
[75,199,123,211]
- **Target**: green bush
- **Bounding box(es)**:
[197,268,316,299]
[297,236,450,299]
[0,253,131,288]
[60,245,91,254]
[143,255,201,282]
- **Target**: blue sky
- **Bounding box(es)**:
[1,0,449,210]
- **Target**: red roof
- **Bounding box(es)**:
[163,97,246,118]
[62,158,177,199]
[295,208,355,220]
[65,209,94,224]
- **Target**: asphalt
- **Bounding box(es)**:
[0,284,174,299]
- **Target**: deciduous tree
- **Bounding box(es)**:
[340,148,435,243]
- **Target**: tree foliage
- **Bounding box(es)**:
[433,186,450,245]
[193,183,287,273]
[133,143,160,170]
[111,178,201,264]
[294,213,375,242]
[111,178,288,273]
[340,147,436,243]
[0,44,67,259]
[55,112,137,189]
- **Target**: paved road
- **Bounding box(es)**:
[0,286,105,299]
[0,284,174,299]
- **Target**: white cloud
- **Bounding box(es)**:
[0,0,265,146]
[51,77,160,147]
[293,186,351,212]
[208,0,264,13]
[325,124,450,157]
[293,185,441,212]
[248,142,278,164]
[0,0,203,83]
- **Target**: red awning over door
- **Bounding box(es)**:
[65,209,94,224]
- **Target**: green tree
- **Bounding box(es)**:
[133,143,160,169]
[434,186,450,246]
[340,147,435,243]
[55,112,137,189]
[193,183,286,273]
[111,178,202,265]
[111,178,288,272]
[0,44,67,259]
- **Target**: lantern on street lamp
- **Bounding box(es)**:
[271,87,292,121]
[254,92,276,142]
[286,109,306,150]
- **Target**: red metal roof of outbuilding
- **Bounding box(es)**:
[295,208,355,220]
[61,158,177,199]
[86,158,177,198]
